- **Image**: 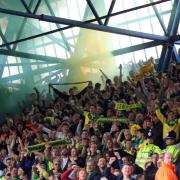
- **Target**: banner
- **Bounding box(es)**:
[140,63,153,75]
[83,113,128,124]
[131,74,142,81]
[95,117,127,123]
[153,72,167,78]
[83,111,95,125]
[131,63,154,81]
[132,72,167,81]
[27,139,72,152]
[115,102,142,111]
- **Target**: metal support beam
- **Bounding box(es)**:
[0,82,28,89]
[112,40,163,56]
[86,0,103,25]
[13,0,35,51]
[19,41,34,86]
[34,69,63,85]
[72,40,164,64]
[0,8,168,48]
[150,0,179,63]
[17,16,170,41]
[158,0,180,71]
[6,9,172,52]
[117,9,171,27]
[44,0,72,54]
[14,0,61,51]
[0,28,11,50]
[0,0,170,48]
[12,20,70,51]
[0,41,162,70]
[33,0,42,14]
[20,0,32,14]
[1,64,64,82]
[0,49,67,63]
[27,23,72,49]
[0,27,71,49]
[3,62,59,66]
[168,6,180,36]
[172,34,180,42]
[0,17,15,77]
[72,3,91,54]
[104,0,116,25]
[172,47,180,63]
[149,0,167,34]
[175,41,180,45]
[12,19,27,51]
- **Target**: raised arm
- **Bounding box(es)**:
[119,64,123,86]
[49,84,69,101]
[155,108,166,124]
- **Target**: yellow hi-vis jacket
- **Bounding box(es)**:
[163,145,180,162]
[135,143,161,169]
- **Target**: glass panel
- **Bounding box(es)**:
[32,65,38,70]
[156,45,163,58]
[158,0,172,12]
[0,17,8,35]
[0,0,174,90]
[175,45,180,53]
[133,50,146,63]
[150,17,164,35]
[162,13,171,29]
[2,67,10,78]
[67,0,81,20]
[129,37,144,46]
[8,56,17,64]
[0,0,24,11]
[140,20,152,33]
[12,79,21,84]
[145,47,158,59]
[118,35,131,48]
[9,66,19,76]
[45,44,56,57]
[54,45,67,58]
[18,66,23,73]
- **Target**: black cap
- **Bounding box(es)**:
[166,131,176,140]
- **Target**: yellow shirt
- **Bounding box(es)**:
[83,111,95,125]
[155,109,180,140]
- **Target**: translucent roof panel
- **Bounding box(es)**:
[108,0,173,35]
[0,0,26,11]
[0,0,179,92]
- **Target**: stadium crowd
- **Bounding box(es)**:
[0,62,179,180]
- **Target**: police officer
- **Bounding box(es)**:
[163,130,180,162]
[135,130,161,169]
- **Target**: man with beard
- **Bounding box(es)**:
[88,157,107,180]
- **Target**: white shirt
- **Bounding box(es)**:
[61,158,68,169]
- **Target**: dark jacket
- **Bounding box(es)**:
[175,158,180,179]
[88,167,135,180]
[119,176,136,180]
[152,121,163,149]
[144,162,158,180]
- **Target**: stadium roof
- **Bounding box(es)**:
[0,0,179,90]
